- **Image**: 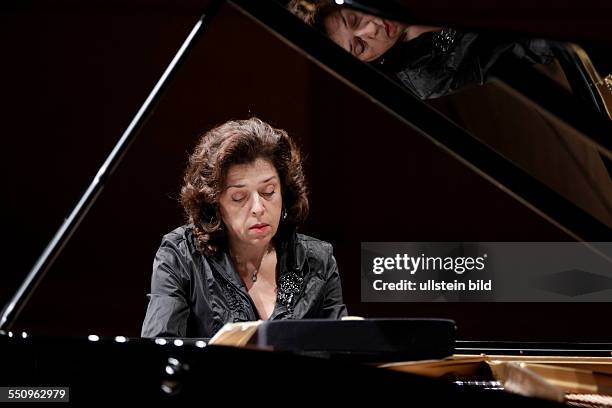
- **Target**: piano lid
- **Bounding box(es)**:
[259,0,612,237]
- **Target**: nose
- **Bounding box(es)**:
[250,193,265,217]
[355,20,379,39]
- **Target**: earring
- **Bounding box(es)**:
[282,208,288,221]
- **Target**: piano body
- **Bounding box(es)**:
[1,0,612,404]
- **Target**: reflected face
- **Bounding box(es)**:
[218,158,282,249]
[323,8,406,62]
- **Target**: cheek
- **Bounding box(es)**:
[378,38,394,52]
[268,198,282,223]
[219,203,244,231]
[364,42,388,62]
[233,208,250,228]
[274,194,284,213]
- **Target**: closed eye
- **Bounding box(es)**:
[230,193,247,202]
[356,38,366,55]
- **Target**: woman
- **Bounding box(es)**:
[288,0,554,99]
[288,0,440,63]
[141,118,347,338]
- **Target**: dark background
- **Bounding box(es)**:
[2,1,610,340]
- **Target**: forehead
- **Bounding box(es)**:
[323,10,349,52]
[224,158,279,186]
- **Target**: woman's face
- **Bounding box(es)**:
[323,8,407,62]
[218,158,283,249]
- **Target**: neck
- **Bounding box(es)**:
[228,240,272,280]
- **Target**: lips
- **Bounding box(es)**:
[383,20,395,37]
[249,223,269,231]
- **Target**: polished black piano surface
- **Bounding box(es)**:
[0,330,574,405]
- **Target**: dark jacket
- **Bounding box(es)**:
[141,225,347,338]
[378,28,554,99]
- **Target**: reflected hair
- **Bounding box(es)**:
[287,0,339,33]
[180,118,309,256]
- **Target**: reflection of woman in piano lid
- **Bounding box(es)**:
[141,118,347,339]
[287,0,554,99]
[289,0,439,63]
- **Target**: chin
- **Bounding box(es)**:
[246,233,273,246]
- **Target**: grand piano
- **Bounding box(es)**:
[1,0,611,404]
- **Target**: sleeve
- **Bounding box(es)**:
[141,237,191,337]
[320,248,348,319]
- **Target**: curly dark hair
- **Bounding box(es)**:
[287,0,339,32]
[180,118,309,256]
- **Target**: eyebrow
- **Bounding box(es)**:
[340,13,353,54]
[225,176,277,190]
[259,176,277,184]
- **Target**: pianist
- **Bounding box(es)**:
[141,118,347,338]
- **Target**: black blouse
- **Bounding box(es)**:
[141,225,347,338]
[377,28,554,99]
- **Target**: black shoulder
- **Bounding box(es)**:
[295,233,333,259]
[160,225,197,252]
